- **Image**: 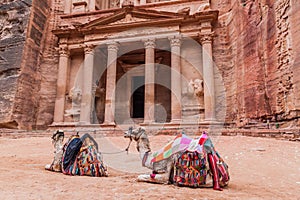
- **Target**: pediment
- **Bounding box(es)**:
[108,15,149,25]
[82,6,182,30]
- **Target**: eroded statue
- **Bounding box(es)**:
[65,86,82,117]
[188,79,204,97]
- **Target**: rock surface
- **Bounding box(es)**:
[212,0,300,127]
[0,0,51,129]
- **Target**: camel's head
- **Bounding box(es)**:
[51,130,64,144]
[124,126,145,141]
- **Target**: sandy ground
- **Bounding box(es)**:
[0,132,299,200]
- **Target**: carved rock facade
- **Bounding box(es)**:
[0,0,299,129]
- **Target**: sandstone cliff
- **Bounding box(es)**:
[0,0,51,129]
[212,0,300,127]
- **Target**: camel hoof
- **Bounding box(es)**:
[45,164,52,171]
[137,174,150,182]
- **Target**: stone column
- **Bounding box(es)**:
[103,42,119,125]
[80,45,95,124]
[140,0,146,5]
[64,0,71,14]
[170,36,182,123]
[104,0,109,9]
[200,34,216,121]
[54,46,69,123]
[89,0,95,11]
[144,39,156,123]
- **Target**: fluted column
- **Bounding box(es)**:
[170,36,182,123]
[144,39,156,123]
[103,42,119,125]
[200,34,216,121]
[54,46,69,123]
[80,45,95,124]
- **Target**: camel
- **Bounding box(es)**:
[45,130,108,177]
[124,127,229,190]
[45,130,65,172]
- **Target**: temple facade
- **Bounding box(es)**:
[52,0,222,130]
[1,0,299,131]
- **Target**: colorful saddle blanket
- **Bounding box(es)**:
[173,151,207,187]
[151,132,230,188]
[151,133,207,163]
[62,133,108,177]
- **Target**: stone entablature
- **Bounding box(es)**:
[63,0,211,14]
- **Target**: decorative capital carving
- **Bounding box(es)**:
[107,42,119,52]
[84,44,95,54]
[169,36,182,47]
[199,33,213,44]
[57,46,69,57]
[143,38,156,49]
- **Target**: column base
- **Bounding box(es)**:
[204,118,217,122]
[100,122,116,127]
[170,119,182,124]
[141,120,155,125]
[78,121,91,125]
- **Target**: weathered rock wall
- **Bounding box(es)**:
[289,0,300,120]
[34,0,64,129]
[212,0,300,127]
[0,0,52,129]
[0,0,32,128]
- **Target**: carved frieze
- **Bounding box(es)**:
[108,14,149,25]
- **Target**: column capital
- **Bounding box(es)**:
[169,36,182,47]
[84,44,95,54]
[107,42,119,52]
[143,38,156,49]
[199,33,214,44]
[57,46,69,57]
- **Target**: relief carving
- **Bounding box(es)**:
[182,79,204,121]
[188,79,204,98]
[65,87,82,118]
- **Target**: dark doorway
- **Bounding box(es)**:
[131,76,145,118]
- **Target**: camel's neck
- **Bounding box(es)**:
[54,137,64,151]
[53,136,64,162]
[137,133,153,170]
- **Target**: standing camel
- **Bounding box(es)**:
[124,127,229,190]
